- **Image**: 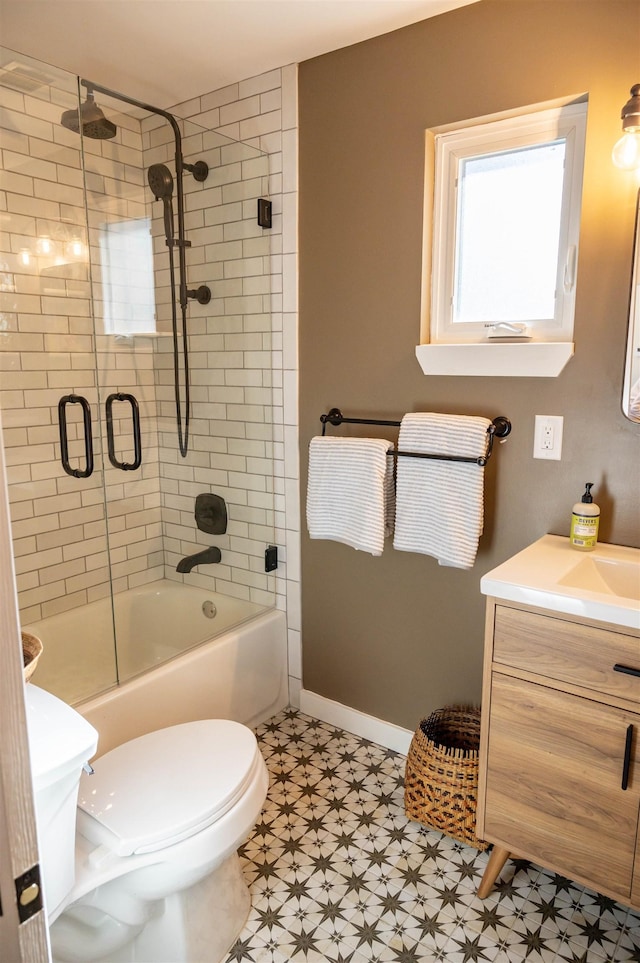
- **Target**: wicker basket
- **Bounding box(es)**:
[404,704,488,850]
[22,632,43,683]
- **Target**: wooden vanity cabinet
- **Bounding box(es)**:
[477,599,640,908]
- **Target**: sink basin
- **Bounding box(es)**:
[481,535,640,629]
[559,556,640,601]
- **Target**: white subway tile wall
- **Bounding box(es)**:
[137,107,276,607]
[171,64,301,703]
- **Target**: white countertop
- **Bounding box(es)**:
[481,535,640,630]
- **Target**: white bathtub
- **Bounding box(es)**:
[25,580,288,755]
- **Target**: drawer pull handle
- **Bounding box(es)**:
[613,663,640,679]
[622,724,634,791]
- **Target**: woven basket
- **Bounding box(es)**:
[22,632,43,683]
[404,704,487,850]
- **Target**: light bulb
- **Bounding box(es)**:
[612,130,640,171]
[67,240,84,258]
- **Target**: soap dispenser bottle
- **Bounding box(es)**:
[570,483,600,552]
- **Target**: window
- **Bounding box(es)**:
[427,101,587,347]
[99,218,156,336]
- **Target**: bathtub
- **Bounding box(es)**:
[25,580,288,755]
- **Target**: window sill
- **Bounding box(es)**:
[106,331,173,340]
[415,342,574,377]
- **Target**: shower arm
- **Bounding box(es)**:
[81,79,191,310]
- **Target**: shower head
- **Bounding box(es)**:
[147,163,174,201]
[60,90,117,140]
[148,164,175,243]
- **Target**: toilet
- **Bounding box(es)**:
[24,684,268,963]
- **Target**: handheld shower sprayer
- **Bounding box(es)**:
[147,163,175,244]
[145,157,211,460]
[146,163,210,305]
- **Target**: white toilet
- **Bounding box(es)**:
[25,684,268,963]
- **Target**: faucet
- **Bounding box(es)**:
[176,546,221,573]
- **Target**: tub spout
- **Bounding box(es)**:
[176,546,221,573]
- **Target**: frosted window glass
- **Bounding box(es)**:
[453,141,566,324]
[99,218,156,335]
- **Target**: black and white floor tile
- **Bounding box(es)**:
[224,708,640,963]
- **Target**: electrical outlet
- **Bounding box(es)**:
[534,415,563,460]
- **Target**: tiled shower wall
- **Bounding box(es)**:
[140,113,276,607]
[171,65,301,702]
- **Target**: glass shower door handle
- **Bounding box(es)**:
[105,393,142,471]
[58,394,94,478]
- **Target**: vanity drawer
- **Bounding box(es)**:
[493,605,640,700]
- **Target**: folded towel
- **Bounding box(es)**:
[306,436,395,556]
[393,413,492,569]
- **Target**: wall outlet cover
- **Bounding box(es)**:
[533,415,563,460]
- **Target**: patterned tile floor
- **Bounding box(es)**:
[223,707,640,963]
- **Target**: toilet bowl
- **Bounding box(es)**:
[25,685,268,963]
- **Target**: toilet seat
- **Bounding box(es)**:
[77,720,262,857]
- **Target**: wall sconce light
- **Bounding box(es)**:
[612,83,640,171]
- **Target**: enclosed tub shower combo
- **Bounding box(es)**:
[1,48,287,960]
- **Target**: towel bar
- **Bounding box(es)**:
[319,408,511,467]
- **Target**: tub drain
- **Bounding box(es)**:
[202,600,217,619]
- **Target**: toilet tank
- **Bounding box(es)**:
[24,684,99,921]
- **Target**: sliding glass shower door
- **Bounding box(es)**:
[0,52,119,702]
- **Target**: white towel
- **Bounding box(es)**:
[306,436,395,556]
[393,413,492,569]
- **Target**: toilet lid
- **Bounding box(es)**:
[77,720,262,856]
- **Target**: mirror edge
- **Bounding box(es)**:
[622,188,640,423]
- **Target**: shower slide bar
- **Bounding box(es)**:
[319,408,512,466]
[58,394,143,477]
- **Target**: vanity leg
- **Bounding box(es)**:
[478,846,511,899]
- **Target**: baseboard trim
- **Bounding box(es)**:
[299,689,413,755]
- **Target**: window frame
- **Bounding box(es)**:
[427,101,587,346]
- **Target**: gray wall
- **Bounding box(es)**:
[298,0,640,730]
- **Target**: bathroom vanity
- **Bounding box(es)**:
[476,535,640,908]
